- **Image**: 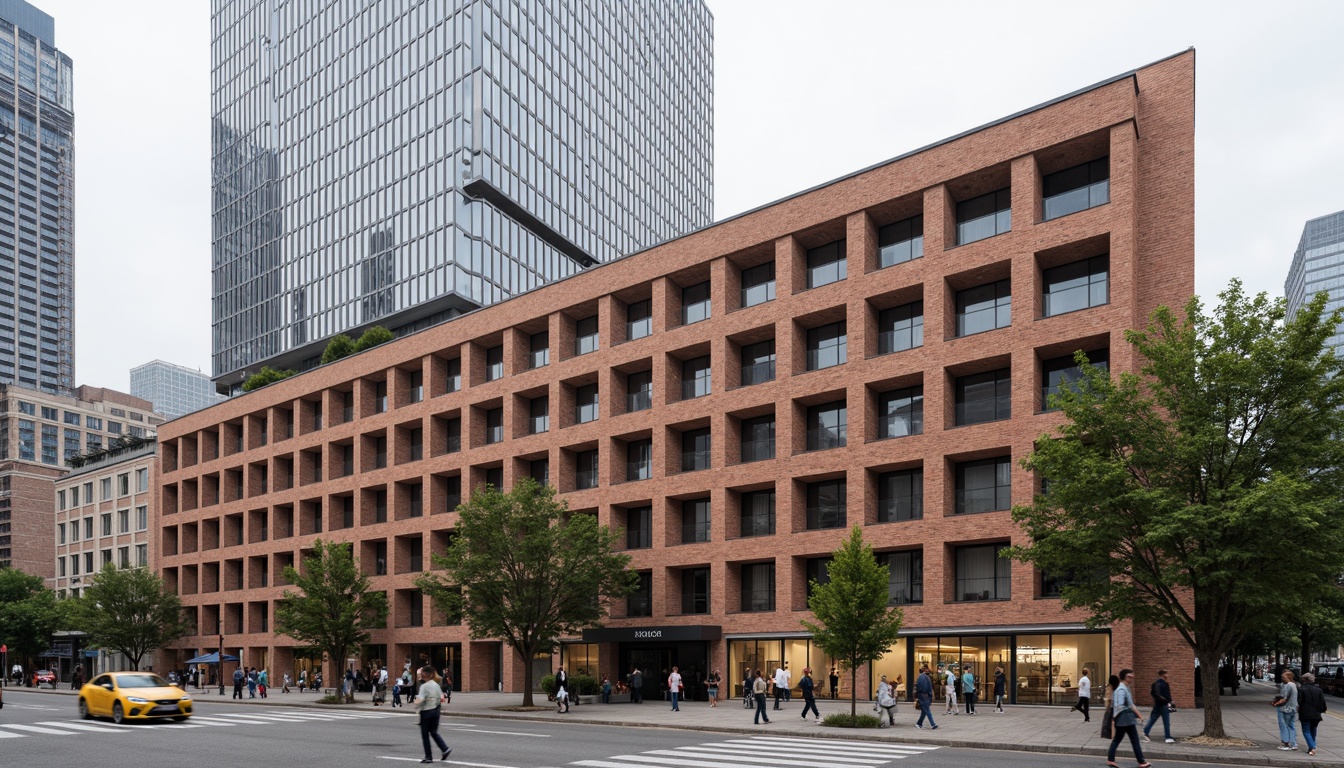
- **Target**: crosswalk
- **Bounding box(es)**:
[571,736,940,768]
[0,707,400,741]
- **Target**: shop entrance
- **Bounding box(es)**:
[619,642,708,701]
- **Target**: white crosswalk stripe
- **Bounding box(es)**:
[0,708,401,742]
[571,736,939,768]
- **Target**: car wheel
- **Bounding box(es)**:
[112,702,125,724]
[78,698,90,720]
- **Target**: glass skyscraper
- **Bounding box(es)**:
[211,0,714,391]
[1286,210,1344,353]
[130,359,228,420]
[0,0,73,395]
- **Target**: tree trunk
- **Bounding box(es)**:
[1300,624,1314,678]
[519,645,535,708]
[849,661,857,718]
[1197,653,1227,738]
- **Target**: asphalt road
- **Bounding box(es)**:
[0,688,1218,768]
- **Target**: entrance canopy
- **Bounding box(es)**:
[184,652,240,665]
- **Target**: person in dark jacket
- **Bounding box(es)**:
[829,667,840,700]
[993,666,1007,713]
[1142,669,1174,743]
[799,667,820,723]
[1299,672,1327,756]
[914,666,938,730]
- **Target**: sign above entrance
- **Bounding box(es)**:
[582,625,722,643]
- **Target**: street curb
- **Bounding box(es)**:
[6,687,1336,768]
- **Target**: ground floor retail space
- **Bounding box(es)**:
[566,626,1115,706]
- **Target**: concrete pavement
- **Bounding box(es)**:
[9,677,1342,767]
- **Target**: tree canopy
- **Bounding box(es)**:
[242,365,297,391]
[416,478,636,707]
[801,527,904,717]
[67,565,193,671]
[274,539,387,703]
[0,567,65,671]
[1010,281,1344,737]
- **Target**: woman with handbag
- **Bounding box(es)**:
[1106,669,1151,768]
[1274,669,1300,751]
[1101,674,1118,739]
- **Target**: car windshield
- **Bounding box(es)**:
[117,674,169,688]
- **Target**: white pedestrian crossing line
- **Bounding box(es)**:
[0,707,401,742]
[570,736,939,768]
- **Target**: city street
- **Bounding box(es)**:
[0,687,1251,768]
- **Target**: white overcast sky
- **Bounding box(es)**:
[34,0,1344,392]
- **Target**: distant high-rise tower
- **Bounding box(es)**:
[211,0,715,393]
[1285,210,1344,353]
[0,0,73,395]
[130,360,227,419]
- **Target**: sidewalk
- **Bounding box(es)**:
[10,678,1342,767]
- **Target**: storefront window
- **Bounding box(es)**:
[562,643,599,679]
[870,638,909,699]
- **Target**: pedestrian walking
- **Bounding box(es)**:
[232,667,244,700]
[412,665,451,764]
[282,673,291,694]
[752,669,771,724]
[629,667,643,704]
[1142,669,1174,743]
[246,667,257,698]
[1299,672,1327,756]
[941,664,959,715]
[1106,669,1151,768]
[875,674,897,727]
[772,663,789,710]
[258,668,269,698]
[441,670,453,705]
[914,665,938,730]
[392,675,404,708]
[799,667,821,723]
[1101,674,1119,739]
[1274,669,1300,751]
[555,666,571,713]
[961,666,977,715]
[994,666,1007,713]
[668,666,683,711]
[298,670,307,693]
[1071,668,1092,722]
[829,667,840,700]
[601,675,612,704]
[706,669,720,707]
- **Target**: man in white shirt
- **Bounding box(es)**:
[413,665,451,763]
[943,665,959,715]
[1071,668,1092,722]
[772,663,790,710]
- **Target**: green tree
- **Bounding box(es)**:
[1010,282,1344,738]
[801,527,904,718]
[274,539,387,703]
[354,326,394,352]
[67,565,194,671]
[242,365,297,392]
[416,478,636,707]
[321,334,357,364]
[0,567,65,673]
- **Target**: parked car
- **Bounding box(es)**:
[1313,664,1344,696]
[35,669,56,688]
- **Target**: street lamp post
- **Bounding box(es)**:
[218,633,225,696]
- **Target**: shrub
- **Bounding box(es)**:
[321,334,357,364]
[242,366,296,392]
[822,712,882,728]
[539,673,599,696]
[354,325,395,352]
[315,694,344,705]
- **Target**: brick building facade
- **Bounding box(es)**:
[156,51,1195,706]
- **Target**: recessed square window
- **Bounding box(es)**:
[1041,350,1109,411]
[1043,157,1109,221]
[529,396,549,434]
[681,356,711,400]
[806,322,847,370]
[575,384,599,424]
[956,280,1011,337]
[681,281,711,325]
[955,369,1011,425]
[1043,255,1109,317]
[626,371,653,412]
[956,188,1011,245]
[741,562,775,612]
[955,543,1011,601]
[741,262,776,307]
[484,345,504,382]
[805,400,847,451]
[575,316,599,355]
[877,468,922,522]
[626,438,652,481]
[740,489,775,537]
[955,456,1011,514]
[740,339,775,386]
[740,415,775,462]
[878,302,924,355]
[877,550,923,604]
[806,479,846,530]
[878,386,923,438]
[878,215,923,268]
[680,428,711,472]
[627,299,652,341]
[576,449,599,490]
[806,240,847,289]
[529,332,550,369]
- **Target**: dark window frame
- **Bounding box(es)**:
[1042,157,1110,221]
[806,321,848,371]
[955,543,1012,601]
[681,281,711,325]
[806,479,847,530]
[877,468,923,522]
[878,215,924,268]
[955,279,1012,337]
[955,456,1012,515]
[741,262,777,307]
[955,187,1011,245]
[805,400,847,451]
[955,368,1012,426]
[806,240,848,289]
[1043,255,1109,317]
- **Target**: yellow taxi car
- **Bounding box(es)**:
[78,671,192,724]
